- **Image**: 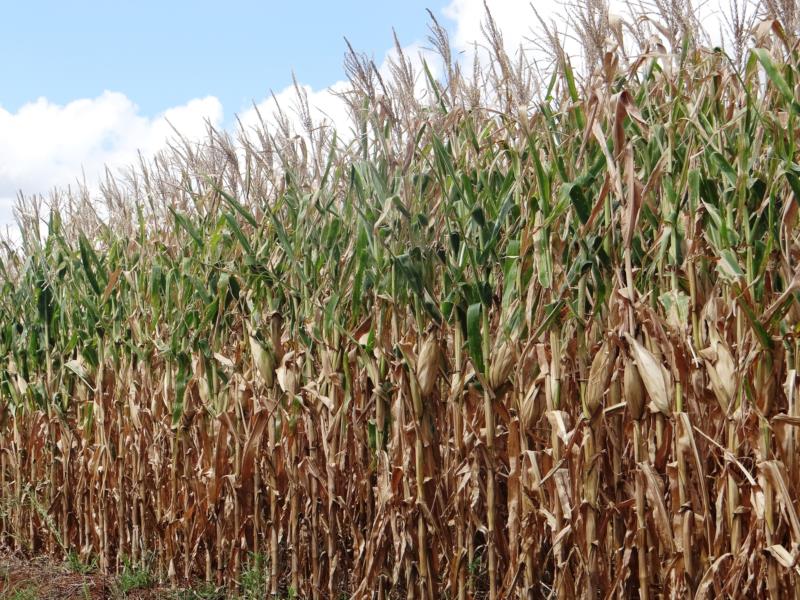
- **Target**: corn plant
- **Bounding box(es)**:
[1,3,800,598]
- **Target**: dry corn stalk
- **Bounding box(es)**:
[0,4,799,598]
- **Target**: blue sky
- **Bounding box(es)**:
[0,1,450,120]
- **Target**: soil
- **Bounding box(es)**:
[0,549,220,600]
[0,552,110,599]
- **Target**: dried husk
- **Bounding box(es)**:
[489,340,516,390]
[276,351,301,396]
[624,357,646,421]
[624,333,672,416]
[416,335,441,399]
[519,381,543,431]
[196,357,211,405]
[699,327,735,413]
[585,339,617,417]
[269,311,285,362]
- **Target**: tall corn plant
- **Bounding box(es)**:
[2,3,800,598]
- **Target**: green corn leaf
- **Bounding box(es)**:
[78,235,102,296]
[224,212,253,255]
[170,207,203,247]
[216,185,258,229]
[752,48,797,111]
[466,302,484,374]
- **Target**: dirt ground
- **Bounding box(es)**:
[0,550,222,600]
[0,553,109,599]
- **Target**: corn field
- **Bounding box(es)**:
[2,2,800,598]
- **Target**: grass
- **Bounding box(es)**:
[238,554,266,600]
[65,550,96,575]
[113,556,154,597]
[1,0,800,598]
[2,588,37,600]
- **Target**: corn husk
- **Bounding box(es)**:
[624,357,646,421]
[276,351,300,396]
[489,341,516,390]
[248,332,275,388]
[699,327,735,413]
[270,311,284,362]
[520,381,543,431]
[624,333,672,416]
[585,339,616,417]
[416,335,441,399]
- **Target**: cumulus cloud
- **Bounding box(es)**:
[237,79,352,143]
[237,39,442,147]
[0,92,223,227]
[0,40,440,230]
[443,0,726,67]
[443,0,624,68]
[444,0,540,54]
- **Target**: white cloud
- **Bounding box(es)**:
[237,39,443,150]
[237,79,353,143]
[442,0,727,66]
[0,92,223,227]
[378,40,443,96]
[0,198,15,233]
[444,0,539,55]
